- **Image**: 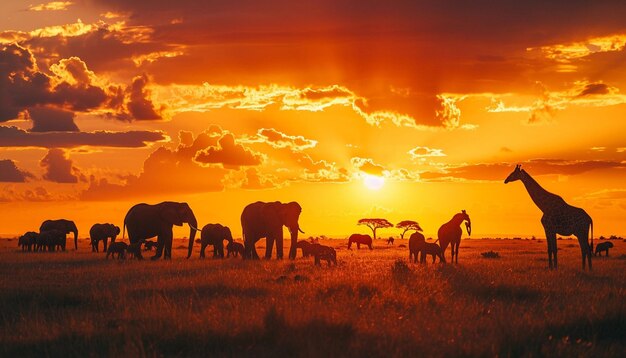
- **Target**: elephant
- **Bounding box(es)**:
[226,241,245,257]
[348,234,373,250]
[18,231,39,252]
[420,242,446,264]
[123,201,198,260]
[240,201,304,260]
[106,241,128,259]
[295,240,314,257]
[595,242,614,256]
[90,223,120,252]
[310,244,337,266]
[408,232,425,263]
[193,223,233,258]
[40,219,78,250]
[39,229,66,252]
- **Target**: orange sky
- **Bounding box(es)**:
[1,1,625,238]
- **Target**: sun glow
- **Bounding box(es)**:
[363,174,385,190]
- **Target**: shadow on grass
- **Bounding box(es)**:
[1,307,356,357]
[499,314,626,356]
[130,283,268,300]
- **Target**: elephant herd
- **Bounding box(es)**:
[16,199,472,266]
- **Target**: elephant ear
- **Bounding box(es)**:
[161,206,182,226]
[114,226,121,235]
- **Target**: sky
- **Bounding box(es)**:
[1,1,625,239]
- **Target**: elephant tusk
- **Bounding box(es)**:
[189,224,201,232]
[298,228,305,234]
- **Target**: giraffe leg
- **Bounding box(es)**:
[544,230,555,269]
[576,232,592,271]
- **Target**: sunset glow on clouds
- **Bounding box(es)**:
[1,1,625,237]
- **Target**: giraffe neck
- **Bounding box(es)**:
[519,170,560,213]
[449,214,465,227]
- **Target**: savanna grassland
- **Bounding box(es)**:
[0,237,624,357]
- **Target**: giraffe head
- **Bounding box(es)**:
[504,164,522,184]
[461,209,471,236]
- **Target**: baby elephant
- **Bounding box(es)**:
[143,240,157,251]
[421,242,446,264]
[106,242,128,259]
[311,244,337,267]
[595,242,614,257]
[295,240,314,257]
[226,241,245,258]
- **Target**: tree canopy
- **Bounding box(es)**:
[396,220,423,239]
[358,218,393,240]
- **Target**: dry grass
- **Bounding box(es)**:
[0,237,624,357]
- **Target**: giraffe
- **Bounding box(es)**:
[504,164,593,270]
[437,210,471,263]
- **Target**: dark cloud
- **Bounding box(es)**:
[127,74,163,120]
[0,186,55,202]
[576,83,611,97]
[28,107,79,132]
[0,44,165,124]
[0,160,34,182]
[0,126,166,148]
[40,148,85,183]
[420,159,626,181]
[195,133,262,168]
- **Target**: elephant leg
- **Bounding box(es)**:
[200,243,207,258]
[103,238,108,252]
[265,237,274,259]
[357,242,361,249]
[217,243,224,258]
[276,235,284,260]
[152,234,166,260]
[165,235,173,259]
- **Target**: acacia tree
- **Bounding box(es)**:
[358,218,393,240]
[396,220,423,239]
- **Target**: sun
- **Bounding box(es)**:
[363,174,385,190]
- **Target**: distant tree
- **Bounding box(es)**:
[395,220,423,239]
[358,218,393,240]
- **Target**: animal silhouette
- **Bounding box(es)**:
[348,234,373,250]
[437,210,471,263]
[408,231,426,263]
[594,242,613,257]
[106,242,128,259]
[387,237,394,245]
[421,242,446,264]
[310,244,337,266]
[226,241,245,258]
[295,240,314,257]
[505,164,593,270]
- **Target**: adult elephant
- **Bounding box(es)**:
[40,229,66,251]
[123,201,198,260]
[241,201,304,260]
[40,219,78,250]
[348,234,373,250]
[192,223,233,258]
[90,223,120,252]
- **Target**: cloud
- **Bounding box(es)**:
[408,146,446,159]
[80,128,228,199]
[28,107,79,132]
[528,33,626,63]
[420,159,626,182]
[0,160,35,182]
[257,128,317,150]
[239,168,277,190]
[0,44,167,124]
[40,148,85,183]
[351,157,385,176]
[126,74,163,120]
[194,133,263,168]
[0,186,56,202]
[0,126,167,148]
[576,82,614,97]
[28,1,73,12]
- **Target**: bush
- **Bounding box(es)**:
[391,259,412,281]
[481,251,500,259]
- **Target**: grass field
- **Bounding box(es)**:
[0,237,624,357]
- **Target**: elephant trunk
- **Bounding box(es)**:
[187,215,198,259]
[288,225,300,260]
